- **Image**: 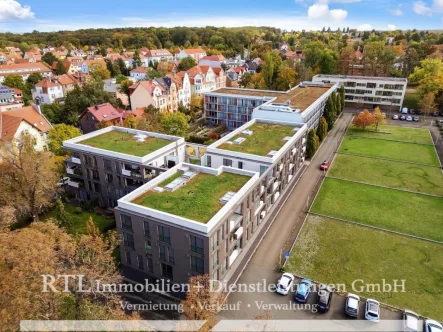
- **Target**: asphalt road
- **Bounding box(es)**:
[219,113,402,321]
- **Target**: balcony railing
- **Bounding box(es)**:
[68,179,84,188]
[66,166,83,177]
[66,156,81,165]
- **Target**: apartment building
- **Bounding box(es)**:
[62,126,186,208]
[115,118,307,288]
[204,82,337,129]
[32,78,64,104]
[312,75,407,111]
[0,63,52,83]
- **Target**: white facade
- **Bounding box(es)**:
[192,68,216,97]
[313,74,407,111]
[178,73,191,107]
[32,84,64,104]
[130,70,147,81]
[10,120,48,151]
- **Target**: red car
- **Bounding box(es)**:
[320,161,330,171]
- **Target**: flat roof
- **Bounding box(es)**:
[78,130,172,157]
[217,122,299,156]
[314,74,408,83]
[211,83,334,112]
[131,169,251,223]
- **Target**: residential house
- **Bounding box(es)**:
[0,63,52,83]
[227,66,246,81]
[179,65,216,97]
[157,61,178,74]
[42,45,55,54]
[243,60,259,74]
[5,47,22,55]
[145,49,174,65]
[87,46,98,56]
[104,78,130,107]
[24,51,42,63]
[53,74,78,95]
[175,48,207,62]
[211,67,226,89]
[167,72,191,107]
[0,105,52,151]
[279,42,290,52]
[70,49,87,57]
[67,56,84,72]
[154,77,178,112]
[0,52,8,63]
[198,55,226,68]
[81,59,107,74]
[32,78,64,105]
[224,58,245,68]
[128,80,168,112]
[130,66,148,81]
[0,85,23,111]
[284,50,305,62]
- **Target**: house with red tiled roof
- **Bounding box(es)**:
[130,66,148,81]
[24,51,42,63]
[198,55,226,68]
[226,66,247,82]
[79,103,142,134]
[166,72,191,107]
[53,74,78,95]
[128,80,169,112]
[81,59,107,74]
[0,105,52,151]
[175,48,207,62]
[211,67,226,89]
[179,65,216,97]
[145,49,174,64]
[0,62,52,83]
[284,50,305,62]
[0,85,24,112]
[32,78,64,105]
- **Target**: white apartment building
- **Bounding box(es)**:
[0,63,52,83]
[312,75,407,111]
[32,79,65,104]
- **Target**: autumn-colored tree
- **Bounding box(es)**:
[306,129,320,159]
[161,112,190,137]
[0,222,138,329]
[86,216,100,238]
[372,107,386,131]
[0,133,59,221]
[419,92,437,119]
[181,274,225,320]
[353,109,376,131]
[48,124,82,156]
[136,105,164,132]
[97,119,112,129]
[190,93,203,113]
[0,206,17,233]
[316,117,328,142]
[123,113,138,128]
[409,58,443,98]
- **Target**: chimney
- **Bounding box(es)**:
[95,105,99,110]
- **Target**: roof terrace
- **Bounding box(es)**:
[314,74,408,82]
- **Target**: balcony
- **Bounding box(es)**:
[289,163,294,171]
[66,156,81,165]
[68,179,84,188]
[254,200,264,215]
[288,174,293,182]
[278,163,283,172]
[273,181,280,192]
[229,249,241,266]
[302,146,306,153]
[66,165,83,177]
[291,147,297,156]
[122,168,142,178]
[234,227,243,240]
[229,213,243,232]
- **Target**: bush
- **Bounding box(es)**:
[212,124,227,135]
[74,207,82,214]
[188,135,208,144]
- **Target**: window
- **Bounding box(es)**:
[169,248,175,263]
[159,244,167,260]
[158,226,171,244]
[121,215,132,231]
[191,255,204,273]
[212,250,219,270]
[221,257,227,276]
[191,236,204,254]
[137,254,144,269]
[147,258,154,272]
[223,158,232,167]
[211,233,218,251]
[145,239,152,255]
[143,221,150,238]
[207,155,211,167]
[123,233,134,249]
[125,250,132,264]
[238,161,243,169]
[161,263,173,279]
[103,159,113,172]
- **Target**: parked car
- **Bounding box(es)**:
[345,293,360,318]
[400,115,406,121]
[275,273,294,296]
[403,310,419,332]
[365,299,380,322]
[402,107,408,114]
[57,177,70,187]
[432,111,439,117]
[294,279,313,303]
[438,120,443,126]
[392,114,399,120]
[410,109,415,114]
[406,116,413,122]
[424,320,443,332]
[320,161,330,171]
[317,284,333,312]
[413,116,420,122]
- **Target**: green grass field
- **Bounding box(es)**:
[339,136,441,166]
[347,125,433,145]
[286,215,443,321]
[329,154,443,196]
[41,204,115,235]
[403,92,419,110]
[311,178,443,242]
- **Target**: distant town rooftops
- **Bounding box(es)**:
[313,74,408,83]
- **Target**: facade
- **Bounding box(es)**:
[129,80,174,112]
[198,55,226,68]
[181,65,216,97]
[175,48,207,62]
[0,63,52,83]
[312,74,407,111]
[32,78,64,104]
[167,72,191,107]
[62,126,186,208]
[204,82,337,129]
[130,66,148,81]
[145,49,174,64]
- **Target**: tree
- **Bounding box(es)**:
[419,92,437,119]
[0,133,58,221]
[239,72,253,88]
[26,73,43,86]
[409,58,443,98]
[97,120,112,129]
[41,103,64,124]
[372,107,386,131]
[118,79,133,97]
[353,109,376,131]
[316,117,328,142]
[323,96,336,130]
[181,274,224,320]
[86,216,100,238]
[262,51,275,89]
[0,206,17,233]
[335,93,342,115]
[55,60,67,75]
[90,64,111,80]
[112,61,121,77]
[115,74,127,84]
[48,124,82,156]
[3,74,25,91]
[42,52,57,65]
[190,93,203,113]
[132,49,142,68]
[339,85,345,111]
[161,112,190,137]
[123,113,138,128]
[0,221,139,328]
[306,129,320,159]
[318,49,338,75]
[137,105,164,133]
[178,57,197,71]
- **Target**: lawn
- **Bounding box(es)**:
[311,178,443,242]
[132,172,250,223]
[347,125,433,145]
[41,204,115,235]
[339,136,441,166]
[79,131,171,157]
[218,123,296,156]
[286,215,443,321]
[403,92,419,110]
[329,154,443,196]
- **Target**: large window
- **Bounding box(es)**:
[137,254,144,270]
[211,233,218,251]
[147,258,153,272]
[212,250,219,270]
[169,248,175,263]
[223,158,232,167]
[206,155,211,167]
[143,221,150,238]
[121,215,132,231]
[161,263,173,279]
[238,161,243,169]
[159,244,167,261]
[191,236,204,254]
[125,250,132,264]
[191,255,204,273]
[123,233,134,249]
[158,226,171,244]
[103,159,113,172]
[145,239,152,255]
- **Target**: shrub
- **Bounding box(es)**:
[74,207,82,214]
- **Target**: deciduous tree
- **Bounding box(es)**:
[48,124,82,156]
[178,57,197,71]
[306,129,320,159]
[123,113,138,128]
[419,92,437,119]
[372,107,386,130]
[161,112,190,137]
[353,109,375,131]
[409,58,443,97]
[316,117,328,142]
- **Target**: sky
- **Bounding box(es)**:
[1,0,443,33]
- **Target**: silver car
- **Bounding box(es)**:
[345,293,360,318]
[365,299,380,322]
[425,320,443,332]
[403,310,419,332]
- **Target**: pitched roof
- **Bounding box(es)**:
[81,103,124,122]
[229,66,245,74]
[0,106,52,140]
[53,74,77,85]
[147,49,172,57]
[35,78,61,88]
[180,48,206,55]
[200,55,225,61]
[0,62,51,72]
[130,66,147,74]
[129,80,165,95]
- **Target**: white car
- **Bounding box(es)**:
[365,299,380,322]
[275,273,294,295]
[406,116,413,122]
[392,115,399,120]
[57,177,70,187]
[345,293,360,317]
[425,320,443,332]
[403,310,419,332]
